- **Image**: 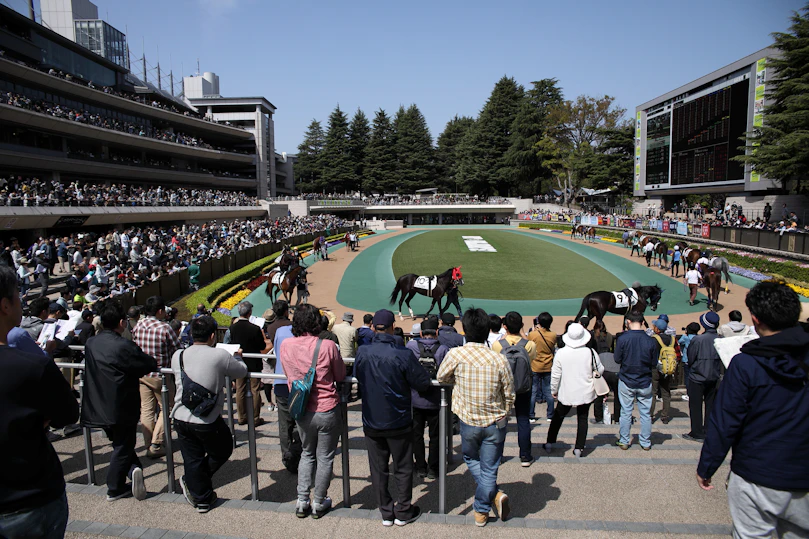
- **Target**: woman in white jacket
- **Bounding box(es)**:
[543,323,604,457]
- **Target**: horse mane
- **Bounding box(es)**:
[438,267,454,277]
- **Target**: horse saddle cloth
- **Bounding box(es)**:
[683,248,693,259]
[271,272,286,285]
[275,254,283,264]
[414,276,437,292]
[612,289,639,309]
[639,235,647,243]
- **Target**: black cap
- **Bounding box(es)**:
[372,309,395,328]
[421,318,439,332]
[441,312,456,325]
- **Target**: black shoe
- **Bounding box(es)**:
[180,476,198,509]
[415,468,427,479]
[426,470,436,480]
[682,433,705,443]
[394,506,422,526]
[196,492,217,514]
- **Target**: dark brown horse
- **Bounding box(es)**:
[584,226,597,244]
[265,265,305,304]
[389,266,464,319]
[702,265,722,311]
[574,285,663,325]
[313,236,328,261]
[572,225,587,240]
[653,241,669,269]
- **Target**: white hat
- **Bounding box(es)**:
[674,245,680,250]
[562,323,591,348]
[410,322,421,336]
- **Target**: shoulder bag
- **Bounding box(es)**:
[179,350,218,417]
[590,349,610,396]
[288,339,323,421]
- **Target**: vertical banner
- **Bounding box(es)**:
[677,222,688,236]
[701,224,711,238]
[635,112,642,192]
[662,221,670,233]
[751,58,766,183]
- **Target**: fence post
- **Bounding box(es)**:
[161,373,175,494]
[339,382,352,508]
[245,376,259,501]
[438,387,447,514]
[225,376,236,449]
[79,368,96,486]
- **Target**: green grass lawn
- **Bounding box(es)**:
[390,229,625,300]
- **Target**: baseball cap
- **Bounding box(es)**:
[441,312,456,325]
[700,311,720,330]
[372,309,395,329]
[410,322,421,335]
[657,314,669,322]
[421,318,439,332]
[652,319,668,331]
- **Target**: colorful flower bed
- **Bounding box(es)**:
[219,288,251,311]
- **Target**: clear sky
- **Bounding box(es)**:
[10,0,806,152]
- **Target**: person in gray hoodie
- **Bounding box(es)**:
[20,297,49,341]
[717,310,754,338]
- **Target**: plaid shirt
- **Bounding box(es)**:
[132,316,181,377]
[437,342,515,427]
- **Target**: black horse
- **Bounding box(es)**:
[574,285,663,325]
[389,266,463,319]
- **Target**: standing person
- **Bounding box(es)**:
[442,281,463,318]
[405,317,448,480]
[188,258,200,292]
[630,234,641,257]
[543,323,603,458]
[279,304,346,519]
[684,263,701,306]
[677,322,701,402]
[486,314,505,348]
[492,311,536,467]
[0,265,79,539]
[643,240,655,267]
[527,312,557,424]
[132,296,181,459]
[228,301,270,427]
[717,310,754,337]
[683,312,723,443]
[649,319,679,424]
[356,314,374,347]
[171,316,248,513]
[272,324,302,473]
[355,309,431,526]
[670,246,682,278]
[614,312,658,450]
[332,312,357,360]
[696,282,809,537]
[591,320,614,424]
[437,313,464,349]
[82,301,157,501]
[437,308,515,527]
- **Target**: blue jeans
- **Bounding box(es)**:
[618,380,653,448]
[460,419,507,514]
[513,392,531,459]
[530,372,554,419]
[0,491,68,539]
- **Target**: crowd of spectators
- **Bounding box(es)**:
[272,193,510,206]
[0,176,257,207]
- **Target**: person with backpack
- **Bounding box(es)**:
[678,322,701,401]
[279,304,346,519]
[543,323,604,458]
[405,317,448,480]
[492,311,536,467]
[169,316,247,513]
[650,319,680,424]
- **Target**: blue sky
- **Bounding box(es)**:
[10,0,806,152]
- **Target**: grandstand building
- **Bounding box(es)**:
[0,4,287,234]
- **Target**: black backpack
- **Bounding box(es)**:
[498,338,532,394]
[417,341,440,378]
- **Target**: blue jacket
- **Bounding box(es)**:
[614,330,657,388]
[354,333,432,432]
[697,325,809,490]
[437,326,464,349]
[405,337,448,410]
[357,326,374,348]
[678,334,695,365]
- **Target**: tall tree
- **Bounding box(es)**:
[393,104,435,192]
[735,4,809,191]
[364,109,397,193]
[348,109,371,193]
[436,115,475,192]
[505,78,564,196]
[321,105,354,193]
[294,119,326,192]
[457,76,525,196]
[578,121,634,193]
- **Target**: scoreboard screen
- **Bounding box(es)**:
[645,112,670,185]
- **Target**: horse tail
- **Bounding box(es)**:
[574,295,588,322]
[722,259,733,283]
[264,273,273,297]
[389,279,401,305]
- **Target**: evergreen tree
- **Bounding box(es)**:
[295,119,326,192]
[348,109,371,193]
[578,122,634,193]
[457,76,525,196]
[393,104,435,192]
[436,115,475,192]
[505,78,564,197]
[735,4,809,191]
[364,109,398,193]
[322,105,354,193]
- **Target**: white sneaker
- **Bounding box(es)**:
[382,519,394,527]
[312,497,331,519]
[681,395,690,401]
[131,466,146,501]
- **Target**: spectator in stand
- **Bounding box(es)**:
[82,301,157,501]
[696,282,809,537]
[357,314,374,347]
[229,301,270,427]
[0,265,79,539]
[718,310,754,338]
[332,312,357,360]
[272,323,302,473]
[437,313,465,349]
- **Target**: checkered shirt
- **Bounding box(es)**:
[132,316,181,377]
[437,342,515,427]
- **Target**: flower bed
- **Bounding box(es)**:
[219,288,251,311]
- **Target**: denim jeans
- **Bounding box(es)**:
[618,380,653,448]
[0,491,68,539]
[460,419,507,514]
[513,392,531,459]
[296,407,340,503]
[530,372,554,419]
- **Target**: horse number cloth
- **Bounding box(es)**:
[612,289,638,309]
[271,272,286,285]
[413,276,438,292]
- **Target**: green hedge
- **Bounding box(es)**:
[175,231,363,325]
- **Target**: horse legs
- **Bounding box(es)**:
[404,291,418,319]
[424,297,438,317]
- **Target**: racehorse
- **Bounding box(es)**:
[574,285,663,325]
[389,266,464,319]
[702,266,723,311]
[584,226,597,244]
[265,265,305,304]
[312,236,328,261]
[653,241,669,269]
[675,242,733,292]
[572,225,587,240]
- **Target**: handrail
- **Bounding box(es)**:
[54,360,452,512]
[68,346,357,363]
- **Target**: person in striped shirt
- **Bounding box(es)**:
[437,308,515,527]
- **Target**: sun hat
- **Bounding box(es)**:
[700,311,720,330]
[562,323,590,348]
[342,312,354,323]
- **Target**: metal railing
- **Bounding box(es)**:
[56,350,454,513]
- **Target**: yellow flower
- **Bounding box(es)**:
[219,288,251,311]
[787,283,809,298]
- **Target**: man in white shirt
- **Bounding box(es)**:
[486,314,506,348]
[644,241,655,267]
[685,264,702,306]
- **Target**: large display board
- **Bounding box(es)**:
[645,112,671,186]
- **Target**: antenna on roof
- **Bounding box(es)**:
[196,59,200,76]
